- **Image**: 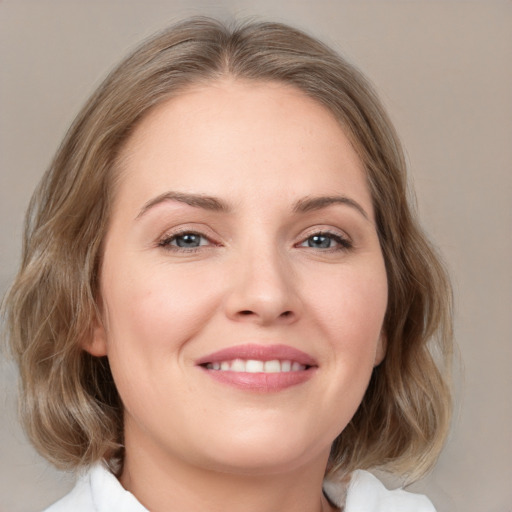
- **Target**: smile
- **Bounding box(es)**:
[196,344,317,392]
[204,359,308,373]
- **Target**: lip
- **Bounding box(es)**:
[195,344,317,392]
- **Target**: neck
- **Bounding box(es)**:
[120,435,338,512]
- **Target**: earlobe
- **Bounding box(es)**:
[82,316,109,357]
[374,332,387,367]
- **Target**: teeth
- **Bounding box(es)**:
[281,360,291,372]
[264,360,281,373]
[246,360,264,373]
[205,359,306,373]
[231,359,246,372]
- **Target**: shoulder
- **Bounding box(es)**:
[324,470,437,512]
[42,463,147,512]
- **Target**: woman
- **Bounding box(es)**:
[2,17,452,511]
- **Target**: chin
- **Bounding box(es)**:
[194,428,331,476]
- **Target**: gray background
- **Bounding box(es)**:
[1,1,511,511]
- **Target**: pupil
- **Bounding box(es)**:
[177,234,200,247]
[309,235,330,248]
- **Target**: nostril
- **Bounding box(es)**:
[234,309,295,322]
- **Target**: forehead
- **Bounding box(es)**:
[115,79,373,216]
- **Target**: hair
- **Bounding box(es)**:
[2,17,452,482]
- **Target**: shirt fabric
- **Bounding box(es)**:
[43,463,436,512]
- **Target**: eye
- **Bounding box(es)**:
[159,231,211,250]
[299,231,352,251]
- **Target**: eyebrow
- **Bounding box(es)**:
[293,195,369,220]
[136,191,231,219]
[135,191,369,221]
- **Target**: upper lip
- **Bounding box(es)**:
[195,344,318,367]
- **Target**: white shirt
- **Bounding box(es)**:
[43,463,436,512]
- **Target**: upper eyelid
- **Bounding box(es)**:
[157,226,351,248]
[163,231,209,241]
[157,232,217,254]
[159,230,215,245]
[299,226,351,241]
[158,225,349,237]
[158,224,218,240]
[154,225,201,248]
[297,231,352,249]
[302,230,348,240]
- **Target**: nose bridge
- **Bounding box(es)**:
[225,233,300,324]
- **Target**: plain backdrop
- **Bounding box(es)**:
[1,1,511,511]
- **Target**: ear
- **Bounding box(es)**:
[81,313,108,357]
[374,331,387,367]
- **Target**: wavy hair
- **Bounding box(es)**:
[2,17,452,480]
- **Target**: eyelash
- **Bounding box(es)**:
[299,230,353,251]
[158,229,353,253]
[158,230,215,253]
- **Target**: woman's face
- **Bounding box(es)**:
[88,80,388,476]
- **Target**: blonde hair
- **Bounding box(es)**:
[2,17,452,480]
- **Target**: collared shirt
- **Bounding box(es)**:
[43,463,436,512]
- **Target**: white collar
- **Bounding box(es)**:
[49,463,435,512]
[89,464,146,511]
[324,470,436,511]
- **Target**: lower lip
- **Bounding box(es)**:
[199,367,316,392]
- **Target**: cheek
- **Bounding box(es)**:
[101,262,222,358]
[303,260,388,358]
[291,260,388,441]
[99,265,222,413]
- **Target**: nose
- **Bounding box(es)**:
[224,246,302,326]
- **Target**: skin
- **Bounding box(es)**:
[85,79,388,512]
